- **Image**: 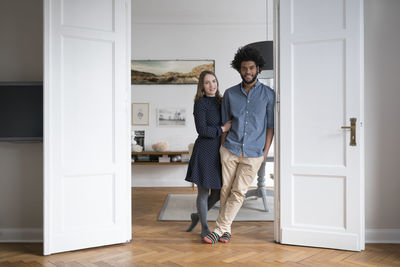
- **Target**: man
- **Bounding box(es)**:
[203,46,275,244]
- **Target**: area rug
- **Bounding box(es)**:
[158,193,274,221]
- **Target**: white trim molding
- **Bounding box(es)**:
[0,228,43,243]
[366,228,400,243]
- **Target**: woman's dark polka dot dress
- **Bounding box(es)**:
[185,96,223,189]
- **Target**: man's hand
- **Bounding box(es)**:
[221,132,228,145]
[263,128,274,159]
[221,120,232,133]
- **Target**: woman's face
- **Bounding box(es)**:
[203,74,218,97]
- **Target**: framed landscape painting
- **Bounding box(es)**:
[131,60,215,84]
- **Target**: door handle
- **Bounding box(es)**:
[341,118,357,146]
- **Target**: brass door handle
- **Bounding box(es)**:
[341,118,357,146]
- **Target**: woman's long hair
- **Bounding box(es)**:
[194,70,222,105]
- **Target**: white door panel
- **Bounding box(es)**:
[61,37,115,168]
[291,0,345,34]
[62,0,115,31]
[292,40,346,166]
[44,0,131,255]
[279,0,364,251]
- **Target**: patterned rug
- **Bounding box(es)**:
[158,193,274,221]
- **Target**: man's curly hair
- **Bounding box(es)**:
[231,46,265,73]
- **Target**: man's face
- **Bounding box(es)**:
[240,61,259,84]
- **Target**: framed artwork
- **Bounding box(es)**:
[133,130,145,149]
[131,60,215,84]
[157,108,186,126]
[132,103,149,125]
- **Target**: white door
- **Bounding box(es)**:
[43,0,131,255]
[278,0,364,251]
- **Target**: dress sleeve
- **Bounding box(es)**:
[221,90,230,124]
[193,100,223,138]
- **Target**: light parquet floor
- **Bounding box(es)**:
[0,187,399,267]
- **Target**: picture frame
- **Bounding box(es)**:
[132,103,149,125]
[131,60,215,84]
[133,130,145,150]
[157,107,186,126]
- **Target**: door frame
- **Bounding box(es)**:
[273,0,281,243]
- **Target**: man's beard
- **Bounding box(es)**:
[241,73,258,85]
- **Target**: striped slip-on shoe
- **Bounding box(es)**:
[203,232,220,244]
[219,232,231,243]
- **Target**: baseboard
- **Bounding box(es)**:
[366,228,400,243]
[0,228,42,242]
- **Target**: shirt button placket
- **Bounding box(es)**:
[243,96,250,156]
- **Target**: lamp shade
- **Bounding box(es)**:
[244,41,273,71]
[244,41,273,79]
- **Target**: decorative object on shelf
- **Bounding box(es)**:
[188,143,194,155]
[152,142,168,152]
[181,154,190,163]
[131,132,143,152]
[134,154,151,162]
[133,130,145,150]
[131,133,136,144]
[158,155,170,163]
[131,60,215,84]
[181,143,193,162]
[131,144,143,152]
[132,103,149,125]
[157,107,186,126]
[171,155,182,162]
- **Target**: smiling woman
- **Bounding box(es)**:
[184,70,232,239]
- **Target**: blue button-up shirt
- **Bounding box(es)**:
[221,81,275,157]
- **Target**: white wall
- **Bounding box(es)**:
[0,0,43,81]
[130,0,272,187]
[0,0,43,241]
[364,0,400,243]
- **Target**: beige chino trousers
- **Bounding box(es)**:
[214,146,264,236]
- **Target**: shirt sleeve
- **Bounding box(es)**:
[193,100,223,138]
[221,90,230,124]
[266,89,275,129]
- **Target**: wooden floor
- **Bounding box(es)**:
[1,187,399,266]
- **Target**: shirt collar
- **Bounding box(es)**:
[240,80,261,96]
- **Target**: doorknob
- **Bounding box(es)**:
[341,118,357,146]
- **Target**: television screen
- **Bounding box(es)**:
[0,82,43,141]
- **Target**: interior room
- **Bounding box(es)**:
[129,0,276,241]
[1,0,400,265]
[129,0,274,188]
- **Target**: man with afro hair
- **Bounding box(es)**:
[203,46,275,244]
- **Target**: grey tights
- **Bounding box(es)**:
[186,186,220,237]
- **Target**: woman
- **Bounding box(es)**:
[185,70,231,238]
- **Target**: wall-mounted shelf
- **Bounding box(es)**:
[132,151,188,156]
[131,151,189,165]
[131,162,188,166]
